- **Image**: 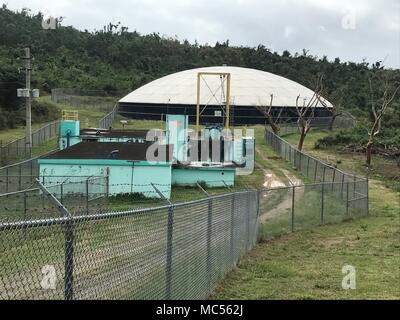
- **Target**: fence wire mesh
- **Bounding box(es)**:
[0,126,368,300]
[0,121,60,165]
[265,128,368,203]
[0,150,58,194]
[98,104,118,129]
[0,176,108,222]
[0,190,259,300]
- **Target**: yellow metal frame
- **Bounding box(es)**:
[196,72,231,134]
[61,110,79,121]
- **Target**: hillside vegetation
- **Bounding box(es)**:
[1,7,399,113]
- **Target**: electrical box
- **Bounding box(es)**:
[31,89,40,98]
[17,88,40,98]
[17,89,30,97]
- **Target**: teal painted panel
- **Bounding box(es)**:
[166,114,188,162]
[60,120,80,137]
[59,121,80,149]
[39,162,172,199]
[39,163,109,196]
[172,168,235,187]
[59,137,81,150]
[133,165,171,199]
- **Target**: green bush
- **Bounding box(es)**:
[31,99,59,123]
[315,125,400,154]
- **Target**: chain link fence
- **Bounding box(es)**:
[98,104,118,129]
[0,176,368,300]
[277,114,355,136]
[0,150,60,194]
[51,88,123,113]
[0,124,369,300]
[0,121,60,166]
[0,176,108,222]
[0,189,259,300]
[264,128,368,214]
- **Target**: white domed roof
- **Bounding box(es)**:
[119,66,332,108]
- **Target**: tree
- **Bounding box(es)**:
[295,74,324,151]
[256,94,284,134]
[319,86,345,131]
[366,73,400,167]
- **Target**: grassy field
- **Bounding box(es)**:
[211,129,400,300]
[283,130,400,191]
[0,122,51,145]
[40,96,114,128]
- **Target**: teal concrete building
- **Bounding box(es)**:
[39,142,173,199]
[172,167,235,187]
[46,114,255,199]
[59,120,81,150]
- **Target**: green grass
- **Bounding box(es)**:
[0,123,50,145]
[40,96,110,128]
[213,221,399,299]
[283,129,400,191]
[211,129,400,300]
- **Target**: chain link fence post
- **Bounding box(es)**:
[64,217,75,300]
[37,178,74,300]
[5,167,9,193]
[298,151,302,173]
[346,181,349,217]
[23,190,27,220]
[18,164,22,190]
[165,204,174,300]
[60,182,64,205]
[86,177,90,214]
[341,174,345,198]
[314,161,318,182]
[291,185,295,232]
[206,196,212,291]
[321,168,326,225]
[366,177,369,216]
[246,191,250,251]
[230,193,235,266]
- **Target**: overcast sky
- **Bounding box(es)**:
[5,0,400,68]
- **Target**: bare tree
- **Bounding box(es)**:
[295,74,324,151]
[319,87,345,131]
[366,75,400,167]
[256,94,284,135]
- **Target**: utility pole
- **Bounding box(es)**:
[17,48,38,158]
[25,47,32,158]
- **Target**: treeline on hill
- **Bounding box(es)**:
[0,5,399,152]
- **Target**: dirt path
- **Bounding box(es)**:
[255,150,304,223]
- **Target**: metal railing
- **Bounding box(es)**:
[0,121,60,165]
[98,104,118,129]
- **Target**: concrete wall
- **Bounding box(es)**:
[166,114,188,162]
[172,167,235,187]
[38,159,172,199]
[59,121,80,150]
